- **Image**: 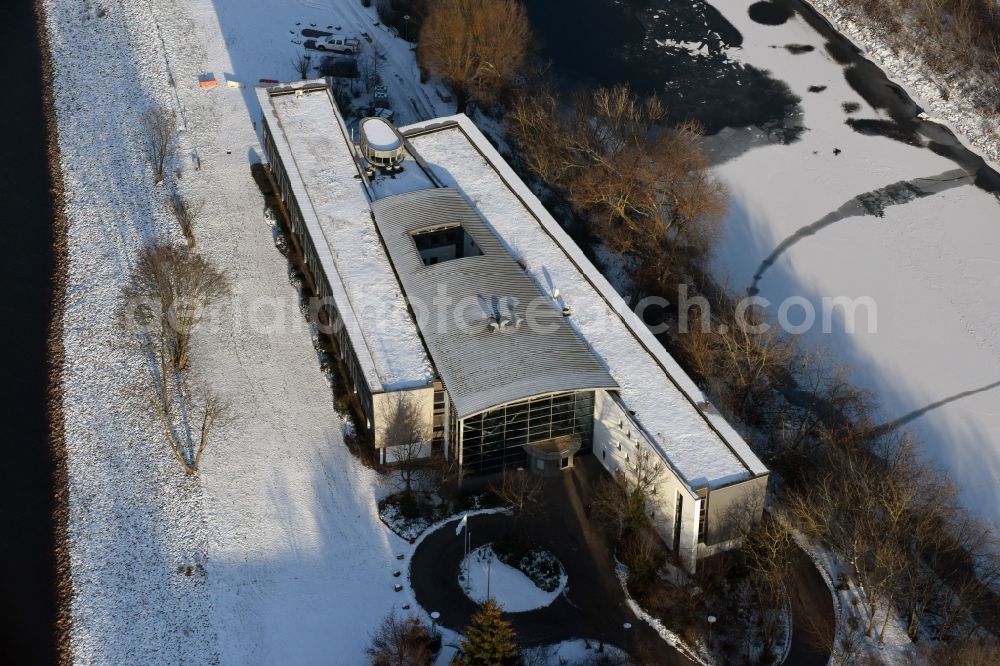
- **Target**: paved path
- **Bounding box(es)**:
[410,461,837,665]
[409,468,694,664]
[783,546,835,665]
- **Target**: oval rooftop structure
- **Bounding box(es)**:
[360,117,401,152]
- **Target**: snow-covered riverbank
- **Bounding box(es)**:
[805,0,999,165]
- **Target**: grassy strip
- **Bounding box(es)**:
[35,0,72,662]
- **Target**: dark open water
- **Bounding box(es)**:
[0,0,58,663]
[524,0,803,137]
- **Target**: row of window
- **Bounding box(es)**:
[459,391,596,475]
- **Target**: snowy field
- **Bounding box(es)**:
[708,0,1000,530]
[47,0,451,663]
[460,545,566,613]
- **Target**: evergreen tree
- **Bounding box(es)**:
[458,598,519,666]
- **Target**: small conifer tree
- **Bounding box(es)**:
[458,598,519,666]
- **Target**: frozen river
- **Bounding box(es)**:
[527,0,1000,528]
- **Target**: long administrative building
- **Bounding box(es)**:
[256,80,769,572]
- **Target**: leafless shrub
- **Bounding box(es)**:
[292,52,311,79]
[140,106,177,184]
[167,189,203,247]
[489,467,543,517]
[366,609,434,666]
[921,637,1000,665]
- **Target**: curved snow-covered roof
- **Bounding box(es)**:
[371,187,619,418]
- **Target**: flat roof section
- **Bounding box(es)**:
[371,187,619,419]
[257,82,434,391]
[403,116,767,488]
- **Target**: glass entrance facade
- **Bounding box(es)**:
[458,391,595,475]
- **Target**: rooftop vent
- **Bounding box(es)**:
[487,314,525,333]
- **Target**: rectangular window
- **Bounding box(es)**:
[698,496,709,544]
[673,492,683,552]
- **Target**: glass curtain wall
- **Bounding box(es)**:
[460,391,595,475]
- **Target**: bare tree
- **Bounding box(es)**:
[380,393,431,499]
[619,440,666,504]
[508,85,726,293]
[140,106,177,184]
[151,379,230,475]
[359,40,388,95]
[292,52,311,79]
[366,609,434,666]
[589,475,627,538]
[489,467,543,517]
[922,637,1000,665]
[167,189,203,247]
[125,242,229,372]
[675,297,795,425]
[417,0,532,113]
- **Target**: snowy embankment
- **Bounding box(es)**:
[804,0,999,165]
[711,0,1000,532]
[45,0,216,661]
[48,0,449,662]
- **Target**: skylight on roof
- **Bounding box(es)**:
[412,224,483,266]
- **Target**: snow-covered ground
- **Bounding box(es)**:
[523,639,628,664]
[708,0,1000,531]
[460,545,566,613]
[47,0,453,663]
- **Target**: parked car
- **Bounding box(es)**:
[373,85,389,104]
[315,35,360,55]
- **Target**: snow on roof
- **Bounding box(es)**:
[403,116,768,488]
[257,82,434,390]
[372,187,619,418]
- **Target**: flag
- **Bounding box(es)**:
[455,513,468,536]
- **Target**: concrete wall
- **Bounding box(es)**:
[593,390,702,572]
[702,473,769,549]
[592,390,769,572]
[372,386,435,453]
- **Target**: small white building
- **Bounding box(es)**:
[256,80,769,572]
